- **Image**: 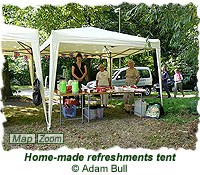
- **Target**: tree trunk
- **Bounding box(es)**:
[1,58,13,100]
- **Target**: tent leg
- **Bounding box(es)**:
[119,57,121,68]
[32,40,48,130]
[156,47,163,106]
[107,53,113,86]
[48,40,59,130]
[28,55,34,90]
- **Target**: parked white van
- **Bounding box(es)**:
[87,67,153,96]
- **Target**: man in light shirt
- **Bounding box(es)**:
[123,60,140,106]
[96,64,111,107]
[174,69,184,98]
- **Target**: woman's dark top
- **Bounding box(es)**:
[72,62,86,78]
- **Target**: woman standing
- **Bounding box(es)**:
[174,69,184,98]
[72,53,87,106]
[123,60,140,106]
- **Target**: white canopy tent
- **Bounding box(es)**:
[1,24,48,129]
[40,27,163,129]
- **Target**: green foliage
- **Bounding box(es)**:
[57,56,73,80]
[7,56,31,86]
[186,98,199,115]
[126,3,200,75]
[41,55,73,81]
[41,56,50,80]
[2,2,199,84]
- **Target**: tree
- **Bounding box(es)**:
[125,3,199,76]
[2,2,199,89]
[1,57,13,99]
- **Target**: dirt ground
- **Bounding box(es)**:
[2,96,199,151]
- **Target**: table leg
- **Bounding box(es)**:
[100,94,102,106]
[129,93,132,114]
[129,92,134,114]
[60,96,62,127]
[88,94,90,124]
[82,95,84,124]
[140,93,142,119]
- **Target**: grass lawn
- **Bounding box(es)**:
[150,91,198,97]
[2,95,199,151]
[110,90,198,98]
[11,85,32,90]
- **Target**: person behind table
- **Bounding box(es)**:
[72,53,87,106]
[123,60,140,107]
[174,68,184,98]
[96,64,111,107]
[157,67,171,98]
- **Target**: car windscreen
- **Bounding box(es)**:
[112,70,119,79]
[117,70,126,79]
[138,69,150,78]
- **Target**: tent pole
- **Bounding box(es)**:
[28,55,34,90]
[104,46,112,86]
[31,40,48,130]
[109,52,112,86]
[17,41,33,55]
[156,47,163,106]
[119,58,121,68]
[48,36,59,130]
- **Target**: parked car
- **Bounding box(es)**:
[153,76,175,92]
[87,67,153,96]
[153,75,198,92]
[182,75,198,91]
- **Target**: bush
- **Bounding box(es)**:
[187,98,199,115]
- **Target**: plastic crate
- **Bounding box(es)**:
[63,105,77,118]
[134,100,147,117]
[96,108,104,119]
[84,107,97,119]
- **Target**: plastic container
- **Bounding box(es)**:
[59,80,66,94]
[72,80,79,94]
[84,106,97,119]
[134,100,147,117]
[96,105,104,119]
[63,105,77,118]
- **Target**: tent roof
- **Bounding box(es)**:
[1,23,48,129]
[40,27,160,58]
[1,24,39,56]
[39,26,163,130]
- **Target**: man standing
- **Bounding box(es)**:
[123,60,140,106]
[96,64,111,107]
[158,67,171,98]
[174,69,184,98]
